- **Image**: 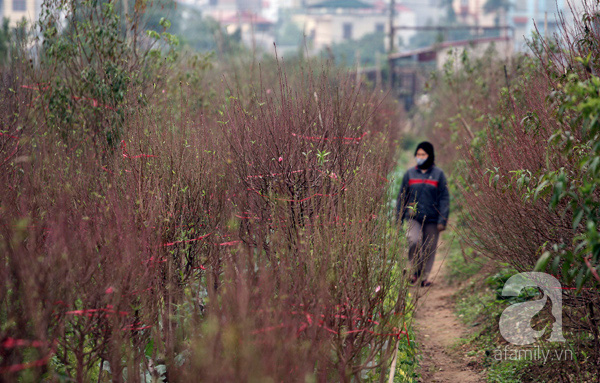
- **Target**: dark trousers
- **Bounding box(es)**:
[406,219,440,279]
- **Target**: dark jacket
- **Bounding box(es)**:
[396,165,450,225]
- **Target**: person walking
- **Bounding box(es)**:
[396,141,450,287]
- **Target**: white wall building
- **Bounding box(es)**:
[1,0,40,27]
[291,0,417,52]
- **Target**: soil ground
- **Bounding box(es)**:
[412,246,485,383]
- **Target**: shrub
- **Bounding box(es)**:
[0,0,413,380]
[436,1,600,379]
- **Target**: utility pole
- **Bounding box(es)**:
[388,0,396,90]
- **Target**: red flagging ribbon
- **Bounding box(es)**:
[1,131,19,166]
[121,323,152,331]
[65,306,128,317]
[219,240,242,246]
[121,140,157,159]
[1,338,49,349]
[20,84,49,91]
[0,353,54,374]
[1,142,18,166]
[0,337,56,374]
[162,232,212,247]
[0,132,18,140]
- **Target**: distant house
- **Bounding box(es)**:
[200,0,279,51]
[208,9,275,50]
[452,0,496,28]
[390,35,513,70]
[216,9,274,33]
[1,0,40,26]
[451,0,586,52]
[199,0,262,12]
[291,0,417,52]
[508,0,569,51]
[388,36,513,109]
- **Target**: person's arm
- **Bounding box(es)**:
[437,171,450,229]
[396,171,409,223]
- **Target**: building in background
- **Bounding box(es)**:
[1,0,39,26]
[406,0,446,27]
[508,0,589,50]
[453,0,496,27]
[450,0,586,51]
[213,10,275,50]
[390,34,512,71]
[389,34,513,109]
[290,0,416,53]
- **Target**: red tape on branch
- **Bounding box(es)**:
[219,240,241,246]
[162,232,212,247]
[121,140,157,159]
[121,323,152,331]
[0,132,18,140]
[20,84,49,91]
[1,142,18,166]
[1,338,50,349]
[0,337,56,374]
[65,305,128,317]
[144,256,166,265]
[0,353,54,374]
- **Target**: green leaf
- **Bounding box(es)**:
[573,208,585,231]
[563,261,574,284]
[551,255,561,276]
[534,251,552,272]
[146,30,161,40]
[575,267,588,293]
[533,180,549,200]
[159,17,172,30]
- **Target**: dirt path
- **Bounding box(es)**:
[412,249,485,383]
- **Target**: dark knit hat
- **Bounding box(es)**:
[415,141,435,169]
